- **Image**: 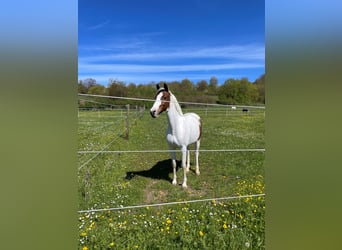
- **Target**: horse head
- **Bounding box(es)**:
[150,83,171,118]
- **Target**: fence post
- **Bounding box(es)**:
[126,104,130,140]
[135,105,138,125]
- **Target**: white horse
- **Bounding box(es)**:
[150,83,202,188]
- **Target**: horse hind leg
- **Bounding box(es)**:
[195,140,200,175]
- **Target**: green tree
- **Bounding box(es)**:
[78,78,96,93]
[107,79,127,97]
[88,84,107,95]
[196,80,208,93]
[78,80,87,94]
[166,81,181,94]
[83,78,96,89]
[127,83,137,97]
[137,83,155,98]
[254,74,265,104]
[180,79,194,93]
[218,77,259,105]
[208,76,218,95]
[180,79,196,102]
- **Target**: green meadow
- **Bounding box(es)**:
[78,106,265,249]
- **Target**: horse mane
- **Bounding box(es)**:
[169,91,183,116]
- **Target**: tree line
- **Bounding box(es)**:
[78,74,265,108]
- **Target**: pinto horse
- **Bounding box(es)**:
[150,83,202,188]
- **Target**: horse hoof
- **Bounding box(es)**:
[172,180,177,185]
[196,171,200,176]
[182,183,188,188]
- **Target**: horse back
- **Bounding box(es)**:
[183,112,200,121]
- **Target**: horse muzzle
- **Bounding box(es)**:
[150,110,158,118]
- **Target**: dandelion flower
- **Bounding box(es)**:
[166,218,172,224]
[82,247,88,250]
[80,232,87,237]
[199,231,204,237]
[109,242,115,247]
[223,223,228,229]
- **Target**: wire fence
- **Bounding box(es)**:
[78,93,266,109]
[78,149,266,154]
[78,94,264,166]
[78,193,265,213]
[77,93,265,212]
[78,135,122,170]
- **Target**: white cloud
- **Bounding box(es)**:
[87,20,110,30]
[78,43,265,84]
[78,62,264,74]
[79,44,264,62]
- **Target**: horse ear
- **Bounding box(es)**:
[156,84,160,90]
[164,83,169,92]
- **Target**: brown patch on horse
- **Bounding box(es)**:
[198,119,202,140]
[157,91,170,114]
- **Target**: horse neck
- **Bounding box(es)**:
[167,92,183,127]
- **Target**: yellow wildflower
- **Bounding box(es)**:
[223,223,228,229]
[82,247,88,250]
[166,218,172,224]
[199,230,204,237]
[80,232,87,237]
[109,242,114,247]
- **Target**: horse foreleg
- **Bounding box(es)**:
[169,145,177,185]
[195,140,200,175]
[181,146,188,188]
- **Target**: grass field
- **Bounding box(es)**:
[78,106,265,249]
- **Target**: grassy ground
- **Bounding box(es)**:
[78,107,265,249]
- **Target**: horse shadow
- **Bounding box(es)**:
[125,159,181,183]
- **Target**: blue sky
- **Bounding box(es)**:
[79,0,264,85]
